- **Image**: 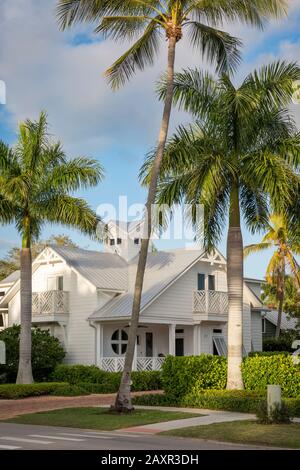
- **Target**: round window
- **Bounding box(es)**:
[111,329,128,355]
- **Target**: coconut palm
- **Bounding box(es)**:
[56,0,288,410]
[0,112,104,384]
[244,214,300,338]
[141,61,300,389]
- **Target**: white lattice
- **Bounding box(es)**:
[100,357,125,372]
[100,357,165,372]
[193,290,206,312]
[193,290,228,314]
[32,291,69,315]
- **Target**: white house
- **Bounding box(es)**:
[0,220,266,372]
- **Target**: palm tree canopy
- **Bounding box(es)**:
[244,214,300,286]
[140,61,300,249]
[56,0,287,88]
[0,112,104,246]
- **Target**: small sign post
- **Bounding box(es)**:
[267,384,281,418]
[0,341,5,365]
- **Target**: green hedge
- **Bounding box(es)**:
[133,391,300,417]
[0,325,65,382]
[161,355,226,402]
[263,337,294,352]
[161,354,300,400]
[242,355,300,398]
[0,382,84,399]
[248,351,290,357]
[51,365,162,392]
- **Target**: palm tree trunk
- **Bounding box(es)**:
[16,239,33,384]
[226,183,244,390]
[114,35,177,412]
[275,262,285,339]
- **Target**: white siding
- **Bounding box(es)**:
[251,311,263,351]
[142,260,227,323]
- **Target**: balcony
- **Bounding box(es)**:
[193,290,228,321]
[32,291,69,322]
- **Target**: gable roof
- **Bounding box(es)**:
[89,247,206,320]
[50,246,128,291]
[265,310,298,331]
[0,271,20,286]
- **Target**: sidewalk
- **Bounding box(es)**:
[120,406,256,434]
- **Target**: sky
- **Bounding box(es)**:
[0,0,300,278]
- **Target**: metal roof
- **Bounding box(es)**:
[265,310,298,331]
[89,248,205,320]
[0,271,20,285]
[52,246,128,291]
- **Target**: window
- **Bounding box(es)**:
[262,318,266,334]
[134,238,140,245]
[57,276,64,291]
[110,239,115,246]
[0,314,3,327]
[0,291,5,297]
[213,329,222,334]
[197,273,205,291]
[176,329,184,334]
[111,329,128,355]
[208,275,215,291]
[117,238,122,245]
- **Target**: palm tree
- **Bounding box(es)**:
[244,214,300,338]
[56,0,287,409]
[0,112,103,384]
[140,61,300,389]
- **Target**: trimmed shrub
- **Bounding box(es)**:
[182,389,264,413]
[263,337,294,352]
[242,355,300,398]
[0,382,69,399]
[51,365,162,393]
[248,351,290,357]
[0,325,65,382]
[133,392,300,417]
[51,365,108,384]
[50,384,90,397]
[161,355,227,402]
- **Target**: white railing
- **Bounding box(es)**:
[32,291,69,315]
[136,357,165,371]
[193,290,228,314]
[100,357,165,372]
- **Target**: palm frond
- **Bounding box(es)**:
[44,157,104,192]
[244,241,272,257]
[186,21,242,74]
[156,68,218,117]
[104,20,161,89]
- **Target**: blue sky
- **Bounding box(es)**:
[1,0,300,279]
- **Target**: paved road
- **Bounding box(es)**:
[0,422,270,450]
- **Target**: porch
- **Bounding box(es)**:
[95,321,227,372]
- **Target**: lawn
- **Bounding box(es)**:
[163,420,300,449]
[5,407,199,431]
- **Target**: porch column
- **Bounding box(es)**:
[96,324,103,367]
[193,325,201,356]
[132,338,137,371]
[168,324,176,356]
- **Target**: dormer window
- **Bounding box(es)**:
[117,238,122,245]
[110,239,115,246]
[134,238,140,245]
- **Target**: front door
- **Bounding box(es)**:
[145,332,153,357]
[175,338,184,356]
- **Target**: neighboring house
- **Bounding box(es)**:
[262,310,298,339]
[0,221,266,371]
